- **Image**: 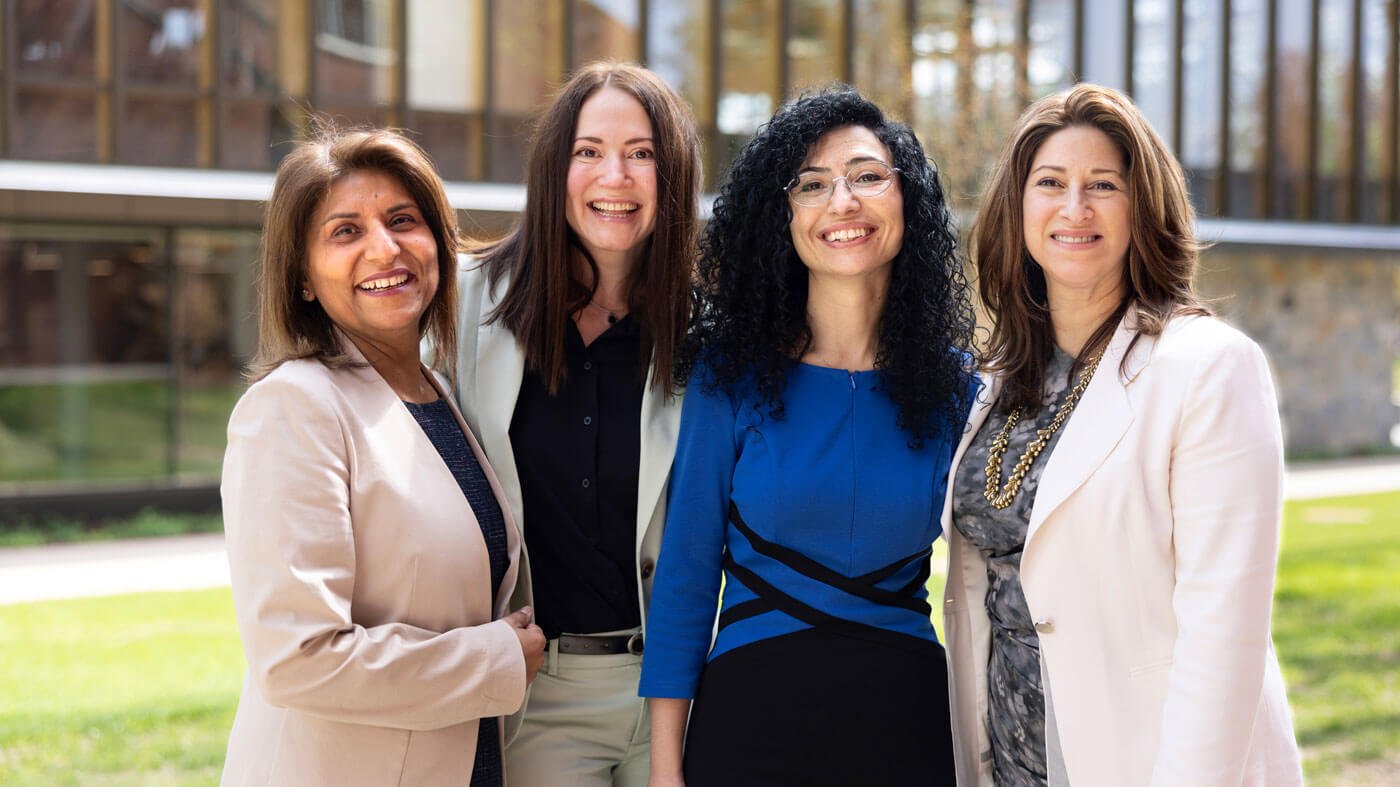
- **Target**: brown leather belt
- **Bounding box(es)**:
[555,632,644,656]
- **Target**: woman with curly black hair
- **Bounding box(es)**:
[638,87,976,785]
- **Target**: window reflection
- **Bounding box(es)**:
[1181,0,1224,215]
[14,0,97,79]
[121,0,204,86]
[315,0,396,104]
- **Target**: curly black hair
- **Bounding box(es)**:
[678,86,977,445]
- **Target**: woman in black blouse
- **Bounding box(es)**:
[449,62,703,786]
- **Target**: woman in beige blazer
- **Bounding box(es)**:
[452,63,701,786]
[944,84,1304,786]
[220,127,545,786]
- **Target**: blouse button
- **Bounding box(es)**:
[583,416,593,426]
[640,559,655,579]
[581,478,591,489]
[1033,619,1054,634]
[583,361,594,371]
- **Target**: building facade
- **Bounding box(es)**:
[1,0,1397,512]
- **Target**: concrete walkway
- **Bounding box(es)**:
[1,457,1396,606]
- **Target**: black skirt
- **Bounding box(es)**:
[682,627,956,786]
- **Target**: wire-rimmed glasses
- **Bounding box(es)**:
[785,161,901,207]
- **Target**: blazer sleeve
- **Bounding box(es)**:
[221,372,526,731]
[1149,331,1285,785]
[637,366,736,699]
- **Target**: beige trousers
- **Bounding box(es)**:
[505,638,650,787]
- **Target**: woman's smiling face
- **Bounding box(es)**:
[564,86,659,269]
[788,125,904,284]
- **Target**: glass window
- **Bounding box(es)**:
[0,226,174,485]
[573,0,640,66]
[412,112,484,181]
[121,0,205,87]
[315,0,397,104]
[911,0,969,200]
[1314,0,1354,221]
[173,229,257,478]
[1180,0,1224,215]
[852,0,911,117]
[11,89,99,161]
[1358,0,1394,222]
[14,0,97,80]
[221,0,279,96]
[789,0,843,94]
[1228,0,1269,218]
[1271,0,1313,218]
[1027,0,1075,98]
[1133,0,1176,147]
[490,0,565,181]
[120,98,200,166]
[220,99,294,170]
[646,0,711,182]
[717,0,780,176]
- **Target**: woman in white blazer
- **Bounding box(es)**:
[944,84,1304,786]
[220,128,545,786]
[451,63,702,786]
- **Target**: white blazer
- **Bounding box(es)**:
[451,256,683,633]
[942,311,1304,787]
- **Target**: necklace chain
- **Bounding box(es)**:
[982,350,1105,510]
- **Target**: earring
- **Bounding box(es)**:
[300,288,314,301]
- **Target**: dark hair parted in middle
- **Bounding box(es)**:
[473,62,702,398]
[680,86,977,445]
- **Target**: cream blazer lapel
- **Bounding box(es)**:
[1026,313,1145,546]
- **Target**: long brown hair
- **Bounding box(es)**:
[971,83,1208,413]
[473,61,702,397]
[248,125,460,382]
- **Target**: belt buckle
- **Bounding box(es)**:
[626,632,644,656]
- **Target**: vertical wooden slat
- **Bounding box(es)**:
[1015,0,1029,104]
[1389,0,1400,221]
[1215,0,1231,215]
[1262,0,1278,216]
[1347,0,1364,221]
[637,0,648,66]
[708,0,723,184]
[1304,0,1320,218]
[564,0,576,74]
[840,0,854,84]
[203,0,219,169]
[1073,0,1085,80]
[778,0,791,99]
[1125,0,1136,95]
[2,2,13,157]
[99,0,115,162]
[1170,0,1184,152]
[391,0,406,126]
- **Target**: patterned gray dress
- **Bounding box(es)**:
[951,347,1076,787]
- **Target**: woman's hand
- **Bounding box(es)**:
[648,697,691,787]
[504,606,546,684]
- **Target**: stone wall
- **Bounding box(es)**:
[1198,247,1400,456]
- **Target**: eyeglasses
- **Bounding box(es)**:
[785,161,901,207]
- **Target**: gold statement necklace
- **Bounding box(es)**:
[983,350,1105,510]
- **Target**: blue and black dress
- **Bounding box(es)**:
[639,361,967,785]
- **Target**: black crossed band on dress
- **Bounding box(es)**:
[716,502,940,658]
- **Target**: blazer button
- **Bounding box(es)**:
[640,559,655,579]
[1033,619,1054,634]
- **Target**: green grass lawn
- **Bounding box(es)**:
[0,492,1395,784]
[0,590,242,785]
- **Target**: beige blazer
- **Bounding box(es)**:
[220,339,527,786]
[451,256,681,631]
[942,312,1304,787]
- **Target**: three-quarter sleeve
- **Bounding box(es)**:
[638,369,737,699]
[1149,333,1285,785]
[221,372,526,731]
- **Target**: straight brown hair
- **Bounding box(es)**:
[473,61,702,398]
[247,126,460,382]
[971,83,1208,413]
